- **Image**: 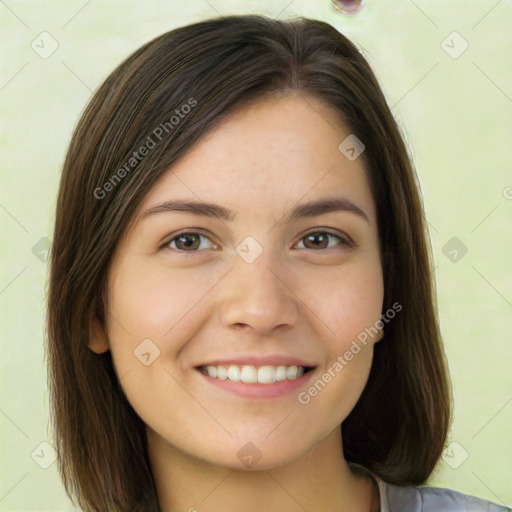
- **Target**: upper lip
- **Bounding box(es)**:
[196,355,317,368]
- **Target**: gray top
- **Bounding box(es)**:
[348,463,511,512]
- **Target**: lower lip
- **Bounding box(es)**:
[196,368,316,398]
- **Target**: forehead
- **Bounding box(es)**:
[135,93,376,227]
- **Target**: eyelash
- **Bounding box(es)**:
[159,229,355,255]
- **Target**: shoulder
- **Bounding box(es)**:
[380,480,512,512]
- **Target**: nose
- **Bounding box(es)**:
[219,252,300,336]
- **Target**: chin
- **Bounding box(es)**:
[205,435,314,472]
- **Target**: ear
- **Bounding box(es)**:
[88,306,109,354]
[375,328,385,344]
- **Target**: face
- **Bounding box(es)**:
[93,93,384,471]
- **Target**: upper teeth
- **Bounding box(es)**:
[203,364,306,384]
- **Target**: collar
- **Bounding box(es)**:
[347,462,390,512]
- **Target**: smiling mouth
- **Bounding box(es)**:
[197,364,315,384]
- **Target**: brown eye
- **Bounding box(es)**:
[296,231,352,251]
[164,232,216,252]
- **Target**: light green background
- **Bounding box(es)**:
[1,0,511,510]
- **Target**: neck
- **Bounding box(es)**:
[147,427,379,512]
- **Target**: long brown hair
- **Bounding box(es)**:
[45,14,451,511]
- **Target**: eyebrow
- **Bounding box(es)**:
[139,196,370,225]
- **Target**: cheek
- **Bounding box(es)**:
[300,351,373,440]
[104,258,225,393]
[107,258,213,341]
[103,261,177,378]
[297,254,384,351]
[294,256,382,415]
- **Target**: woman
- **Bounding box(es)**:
[45,14,510,512]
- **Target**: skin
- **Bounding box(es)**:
[90,92,384,512]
